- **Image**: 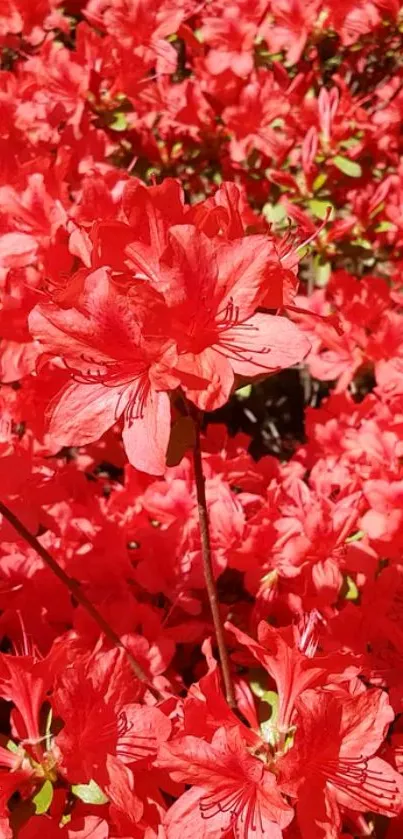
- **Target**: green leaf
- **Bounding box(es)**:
[270,117,284,130]
[262,202,287,225]
[110,111,128,132]
[6,739,19,753]
[72,779,109,805]
[312,172,328,191]
[339,137,360,150]
[345,575,359,601]
[332,155,362,178]
[345,530,364,543]
[235,384,252,401]
[60,814,72,826]
[33,780,53,815]
[353,237,372,250]
[307,199,334,221]
[313,256,331,287]
[375,221,394,233]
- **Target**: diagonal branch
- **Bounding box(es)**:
[0,500,156,691]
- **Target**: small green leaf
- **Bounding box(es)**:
[6,739,19,753]
[307,199,334,221]
[375,220,394,233]
[353,237,372,250]
[235,384,252,401]
[270,117,284,130]
[110,112,128,132]
[33,780,53,815]
[61,814,72,826]
[262,202,287,225]
[345,575,359,601]
[312,172,328,191]
[339,137,360,150]
[345,530,364,544]
[72,779,109,805]
[332,155,362,178]
[313,256,331,287]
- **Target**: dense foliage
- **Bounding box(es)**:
[1,0,403,837]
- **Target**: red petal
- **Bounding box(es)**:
[47,382,127,448]
[220,314,310,378]
[122,389,171,475]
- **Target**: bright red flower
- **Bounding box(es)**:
[324,0,399,45]
[222,71,291,163]
[262,0,321,65]
[29,188,310,473]
[159,726,294,839]
[278,688,403,837]
[29,268,178,475]
[161,226,310,410]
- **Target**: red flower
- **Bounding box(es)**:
[158,726,294,839]
[278,688,403,837]
[29,188,310,474]
[29,268,179,475]
[163,226,310,411]
[262,0,321,65]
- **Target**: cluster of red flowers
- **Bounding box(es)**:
[2,0,403,837]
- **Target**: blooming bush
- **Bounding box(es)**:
[1,0,403,837]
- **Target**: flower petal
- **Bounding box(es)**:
[176,348,234,411]
[220,313,311,377]
[164,786,228,839]
[122,389,171,475]
[215,236,283,318]
[47,381,127,448]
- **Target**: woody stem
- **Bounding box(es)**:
[0,500,155,691]
[191,416,237,710]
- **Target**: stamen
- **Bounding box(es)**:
[214,343,276,372]
[322,757,401,811]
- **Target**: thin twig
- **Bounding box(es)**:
[0,500,155,690]
[191,416,237,710]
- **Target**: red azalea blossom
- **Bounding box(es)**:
[159,726,294,839]
[28,185,310,474]
[277,688,403,836]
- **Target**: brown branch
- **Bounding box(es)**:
[191,415,237,710]
[0,500,156,691]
